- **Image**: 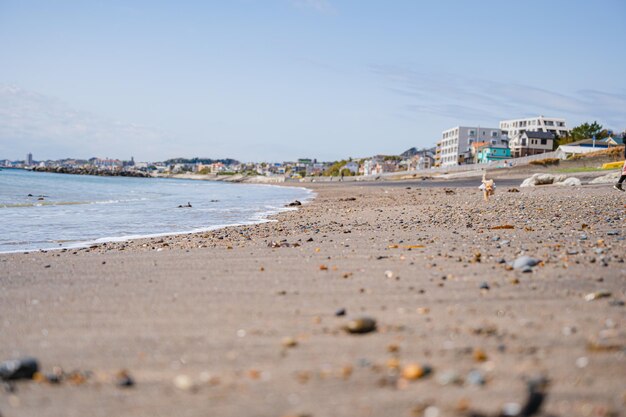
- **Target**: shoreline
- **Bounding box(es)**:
[1,178,624,417]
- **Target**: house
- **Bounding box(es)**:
[554,136,624,159]
[476,143,511,164]
[512,131,555,157]
[501,116,568,157]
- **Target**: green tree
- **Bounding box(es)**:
[568,121,609,142]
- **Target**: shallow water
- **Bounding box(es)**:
[0,169,311,252]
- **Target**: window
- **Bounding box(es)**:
[541,139,547,145]
[491,131,498,137]
[521,139,527,146]
[468,130,475,136]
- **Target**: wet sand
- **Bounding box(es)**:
[1,179,625,417]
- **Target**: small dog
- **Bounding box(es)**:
[479,172,495,201]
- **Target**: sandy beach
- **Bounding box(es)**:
[1,178,625,417]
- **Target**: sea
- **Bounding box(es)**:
[0,169,312,253]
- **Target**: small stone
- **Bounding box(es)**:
[607,230,619,236]
[115,370,134,387]
[402,363,432,380]
[343,317,377,334]
[473,348,488,362]
[466,369,486,386]
[282,337,298,348]
[0,357,39,381]
[334,308,346,316]
[174,374,195,391]
[511,256,541,270]
[387,343,400,353]
[575,356,589,368]
[479,282,490,290]
[584,291,611,301]
[384,270,394,279]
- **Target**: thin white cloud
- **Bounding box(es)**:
[0,85,177,161]
[372,65,626,129]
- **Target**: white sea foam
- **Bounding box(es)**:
[0,169,313,253]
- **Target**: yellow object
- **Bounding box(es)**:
[602,160,625,169]
[402,364,425,380]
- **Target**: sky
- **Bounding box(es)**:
[1,0,625,162]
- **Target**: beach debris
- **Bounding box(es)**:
[115,370,135,388]
[511,256,541,271]
[286,200,302,207]
[0,357,39,381]
[343,317,377,334]
[507,188,520,193]
[281,337,298,348]
[584,290,612,301]
[401,363,432,381]
[444,189,455,195]
[491,224,514,230]
[177,202,192,208]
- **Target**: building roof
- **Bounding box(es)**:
[522,131,555,139]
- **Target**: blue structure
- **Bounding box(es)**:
[477,145,511,164]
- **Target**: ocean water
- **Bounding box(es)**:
[0,169,312,253]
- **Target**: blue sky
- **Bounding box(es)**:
[1,0,625,162]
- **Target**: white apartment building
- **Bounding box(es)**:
[499,116,569,157]
[436,126,503,167]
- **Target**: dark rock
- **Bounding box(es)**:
[335,308,346,316]
[0,357,39,381]
[116,370,135,388]
[479,282,490,290]
[286,200,302,207]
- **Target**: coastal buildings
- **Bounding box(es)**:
[437,126,503,167]
[514,131,556,157]
[26,153,33,166]
[500,116,569,158]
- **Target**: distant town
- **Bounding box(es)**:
[2,116,624,179]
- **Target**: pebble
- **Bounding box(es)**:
[115,370,135,387]
[282,337,298,348]
[401,363,431,380]
[466,369,486,386]
[334,308,346,316]
[584,291,611,301]
[174,374,195,391]
[0,357,39,381]
[479,282,490,290]
[512,256,541,270]
[343,317,377,334]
